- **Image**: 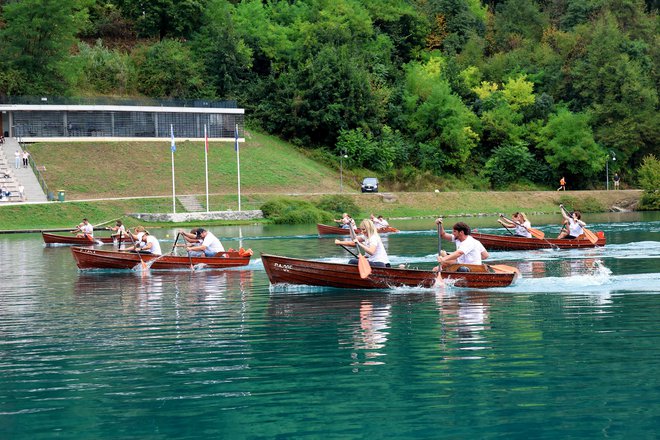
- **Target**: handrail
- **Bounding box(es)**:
[28,157,50,199]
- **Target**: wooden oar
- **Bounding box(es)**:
[436,222,444,286]
[93,217,121,228]
[127,231,147,270]
[560,205,598,244]
[170,232,181,255]
[349,226,371,279]
[499,214,545,239]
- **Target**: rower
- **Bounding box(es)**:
[435,219,488,269]
[74,218,94,239]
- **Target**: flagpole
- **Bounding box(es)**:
[235,123,241,212]
[204,124,209,213]
[170,124,176,214]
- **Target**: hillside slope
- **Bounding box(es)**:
[28,131,345,200]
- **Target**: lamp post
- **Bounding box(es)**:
[339,150,348,192]
[606,151,616,190]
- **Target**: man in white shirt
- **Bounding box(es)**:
[435,219,489,266]
[74,218,94,238]
[186,228,225,257]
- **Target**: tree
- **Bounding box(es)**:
[0,0,91,94]
[133,39,213,98]
[191,0,253,98]
[538,108,605,187]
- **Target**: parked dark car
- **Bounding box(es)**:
[361,177,379,193]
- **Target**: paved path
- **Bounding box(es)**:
[0,137,48,204]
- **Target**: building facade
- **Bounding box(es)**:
[0,97,244,142]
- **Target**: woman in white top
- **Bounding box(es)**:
[557,205,586,239]
[336,219,390,267]
[498,212,532,238]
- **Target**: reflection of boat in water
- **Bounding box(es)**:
[261,253,518,289]
[316,223,399,235]
[472,232,605,250]
[42,232,130,246]
[71,246,253,270]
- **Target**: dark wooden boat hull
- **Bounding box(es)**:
[42,232,129,246]
[72,247,252,270]
[472,232,605,250]
[316,223,399,235]
[261,254,517,289]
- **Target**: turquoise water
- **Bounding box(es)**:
[1,212,659,439]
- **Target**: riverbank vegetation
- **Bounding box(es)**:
[1,0,657,192]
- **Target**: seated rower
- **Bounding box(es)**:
[377,215,389,228]
[184,228,225,257]
[498,212,532,238]
[557,205,586,239]
[335,219,391,268]
[73,218,94,239]
[124,230,162,255]
[110,220,126,239]
[435,219,489,270]
[334,213,356,229]
[178,228,203,246]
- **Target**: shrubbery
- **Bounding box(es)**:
[260,198,334,224]
[638,155,660,210]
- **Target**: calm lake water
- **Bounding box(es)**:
[1,212,659,439]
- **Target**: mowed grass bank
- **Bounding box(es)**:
[26,130,343,200]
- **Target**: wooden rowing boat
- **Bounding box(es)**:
[316,223,399,235]
[472,232,605,250]
[71,247,253,270]
[261,253,518,289]
[42,232,131,246]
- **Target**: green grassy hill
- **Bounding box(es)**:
[28,130,345,200]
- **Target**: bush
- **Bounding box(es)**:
[316,195,358,216]
[636,155,660,211]
[260,198,334,224]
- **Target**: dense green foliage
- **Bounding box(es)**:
[260,198,334,224]
[1,0,657,190]
[637,155,660,210]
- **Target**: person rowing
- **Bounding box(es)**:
[334,213,356,229]
[73,218,94,239]
[557,204,586,239]
[335,219,391,268]
[110,220,126,239]
[178,228,203,246]
[435,219,489,270]
[498,212,532,238]
[181,228,225,257]
[124,230,162,255]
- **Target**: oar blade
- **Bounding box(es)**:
[357,255,371,279]
[529,228,545,239]
[582,228,599,244]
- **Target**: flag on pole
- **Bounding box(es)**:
[171,125,176,152]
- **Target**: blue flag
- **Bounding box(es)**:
[170,125,176,152]
[234,124,239,152]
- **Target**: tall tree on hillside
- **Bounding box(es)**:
[112,0,207,39]
[0,0,90,95]
[191,0,253,98]
[538,108,605,187]
[402,56,480,174]
[569,11,658,168]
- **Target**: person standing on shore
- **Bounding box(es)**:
[22,150,30,168]
[14,150,21,169]
[613,173,620,189]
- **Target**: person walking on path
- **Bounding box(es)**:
[18,184,25,201]
[613,173,620,189]
[557,176,566,191]
[14,150,21,169]
[22,150,30,168]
